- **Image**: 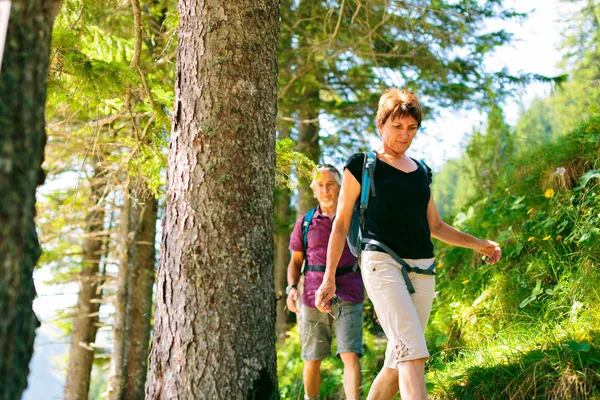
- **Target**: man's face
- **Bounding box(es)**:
[312,169,341,208]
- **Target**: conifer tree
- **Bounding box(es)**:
[145,0,279,397]
[0,0,62,398]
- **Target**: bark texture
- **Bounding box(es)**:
[64,166,106,400]
[146,0,279,399]
[123,182,157,400]
[0,1,61,398]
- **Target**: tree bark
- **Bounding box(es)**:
[124,180,158,400]
[0,1,61,398]
[108,178,158,400]
[146,0,279,399]
[106,186,132,400]
[64,165,106,400]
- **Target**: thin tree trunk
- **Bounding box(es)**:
[64,166,106,400]
[0,2,61,397]
[146,0,279,399]
[274,123,293,341]
[106,186,132,400]
[123,180,157,400]
[295,90,320,217]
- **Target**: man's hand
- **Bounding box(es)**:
[315,278,336,313]
[286,288,299,313]
[475,239,502,264]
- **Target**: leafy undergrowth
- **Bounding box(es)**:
[427,116,600,399]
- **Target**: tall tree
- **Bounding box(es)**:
[122,181,158,399]
[146,0,279,398]
[107,177,158,400]
[0,0,61,398]
[64,163,107,400]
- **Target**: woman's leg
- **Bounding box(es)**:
[397,358,427,400]
[366,367,398,400]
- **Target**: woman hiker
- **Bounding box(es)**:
[315,88,502,400]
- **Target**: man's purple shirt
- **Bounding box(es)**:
[289,206,364,308]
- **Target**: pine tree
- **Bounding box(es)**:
[0,0,62,398]
[145,0,279,398]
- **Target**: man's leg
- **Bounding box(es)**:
[335,301,364,399]
[300,303,333,400]
[339,352,361,400]
[303,359,322,399]
[366,367,398,400]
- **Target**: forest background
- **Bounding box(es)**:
[1,0,598,399]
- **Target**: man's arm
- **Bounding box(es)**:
[286,251,304,313]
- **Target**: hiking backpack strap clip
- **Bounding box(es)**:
[361,238,436,294]
[300,207,317,275]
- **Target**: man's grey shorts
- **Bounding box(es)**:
[299,301,363,361]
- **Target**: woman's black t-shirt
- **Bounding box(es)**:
[345,152,434,259]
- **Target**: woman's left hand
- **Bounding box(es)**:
[315,278,336,313]
[475,240,502,264]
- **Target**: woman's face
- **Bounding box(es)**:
[377,115,419,155]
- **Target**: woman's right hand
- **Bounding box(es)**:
[475,239,502,264]
[286,288,299,313]
[315,278,336,313]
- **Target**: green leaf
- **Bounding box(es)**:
[531,280,543,297]
[511,196,526,210]
[519,297,532,308]
[504,242,523,258]
[579,170,600,187]
[435,334,449,346]
[497,228,513,242]
[564,340,591,352]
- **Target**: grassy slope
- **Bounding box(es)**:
[428,115,600,399]
[277,116,600,399]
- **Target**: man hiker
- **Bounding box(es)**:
[286,164,364,400]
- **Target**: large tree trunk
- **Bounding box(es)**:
[0,1,61,398]
[64,165,106,400]
[145,0,279,399]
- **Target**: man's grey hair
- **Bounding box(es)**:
[310,164,342,187]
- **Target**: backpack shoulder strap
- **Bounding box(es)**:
[415,158,433,185]
[360,151,377,209]
[301,207,317,253]
[359,151,377,226]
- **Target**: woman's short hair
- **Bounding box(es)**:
[376,88,422,128]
